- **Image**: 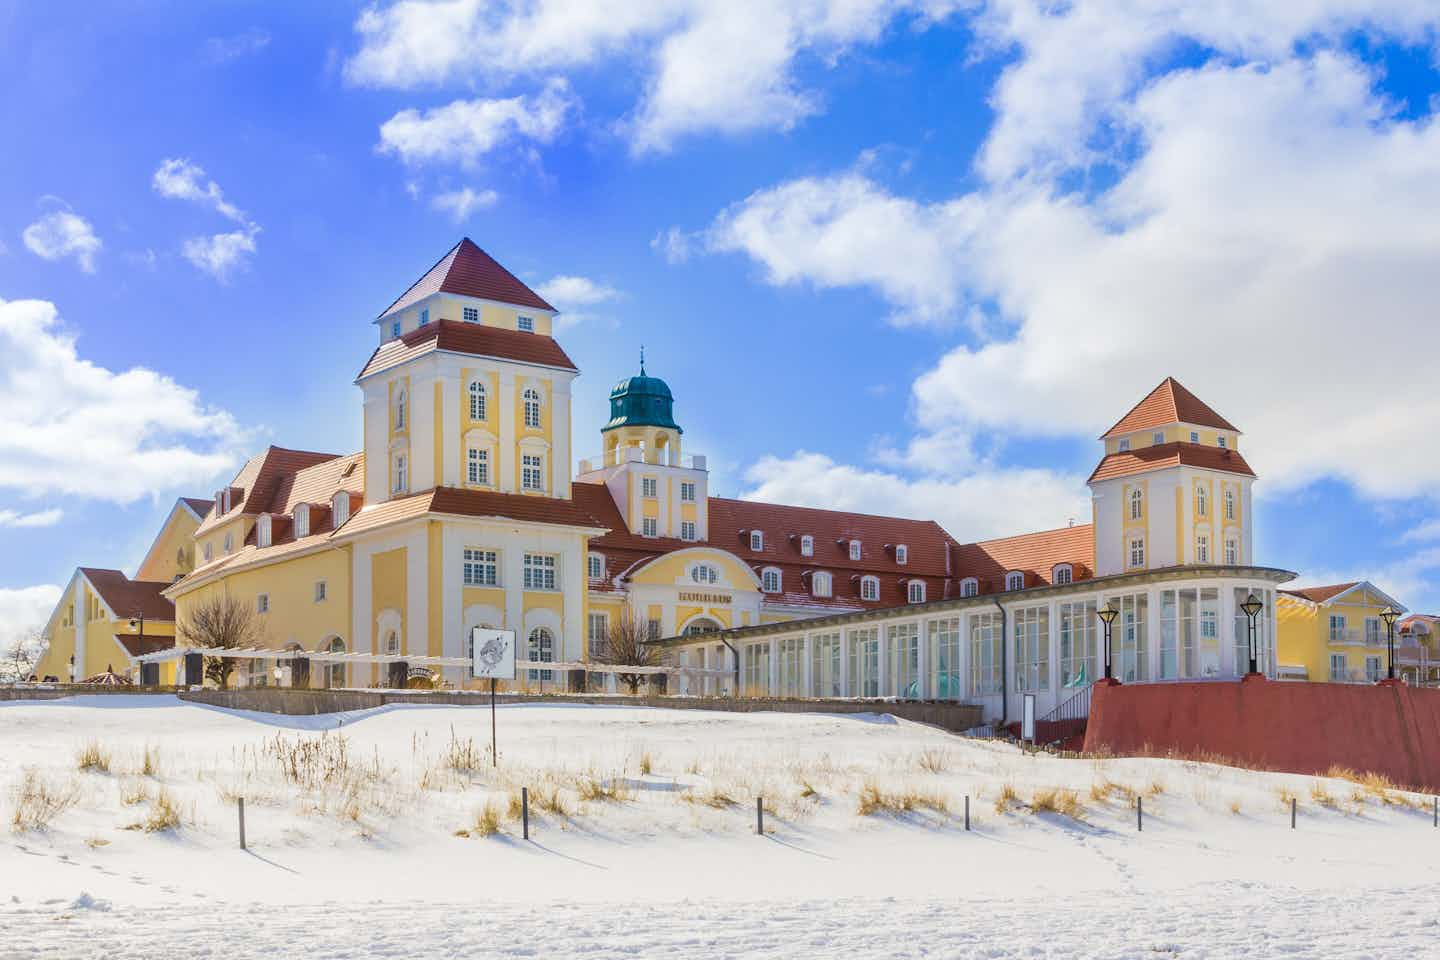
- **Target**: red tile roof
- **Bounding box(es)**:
[429,486,606,529]
[114,632,177,658]
[180,497,214,518]
[1088,442,1256,484]
[378,238,555,319]
[357,320,578,380]
[952,524,1095,592]
[264,453,365,519]
[79,569,175,622]
[1279,582,1360,604]
[1102,377,1240,439]
[195,446,341,536]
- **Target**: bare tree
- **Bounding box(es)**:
[0,630,43,683]
[595,609,659,694]
[177,594,261,687]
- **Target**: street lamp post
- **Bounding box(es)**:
[1380,606,1400,682]
[1241,593,1264,676]
[1096,602,1119,681]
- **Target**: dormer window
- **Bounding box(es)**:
[812,571,833,597]
[849,540,861,561]
[587,552,604,580]
[1152,431,1164,445]
[332,492,350,528]
[960,577,978,598]
[391,320,401,338]
[1217,435,1227,449]
[907,580,925,603]
[750,530,764,551]
[895,544,908,565]
[761,567,781,594]
[419,307,430,325]
[257,515,272,548]
[463,306,479,323]
[1005,571,1024,591]
[800,535,813,557]
[294,504,310,539]
[1052,563,1073,585]
[1190,431,1199,443]
[517,315,534,333]
[860,575,880,601]
[221,489,232,513]
[1118,438,1130,452]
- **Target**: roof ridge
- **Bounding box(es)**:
[377,239,463,319]
[971,523,1093,547]
[709,495,948,528]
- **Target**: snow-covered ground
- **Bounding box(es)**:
[2,695,1437,958]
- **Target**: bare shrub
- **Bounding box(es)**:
[594,609,659,694]
[178,592,264,687]
[10,770,79,832]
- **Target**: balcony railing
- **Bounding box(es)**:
[577,450,709,473]
[1328,628,1384,646]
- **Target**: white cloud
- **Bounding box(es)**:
[0,297,245,503]
[204,28,270,64]
[741,451,1090,541]
[1287,547,1440,613]
[378,79,573,167]
[536,274,622,331]
[430,186,500,222]
[0,584,62,653]
[22,209,102,273]
[152,158,261,280]
[346,0,964,151]
[1401,518,1440,544]
[0,507,62,528]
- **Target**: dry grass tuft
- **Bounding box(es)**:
[1309,782,1337,808]
[531,784,571,817]
[577,776,632,804]
[444,729,484,773]
[140,788,182,832]
[9,769,80,832]
[76,740,112,774]
[1030,788,1084,820]
[1229,798,1243,815]
[1145,778,1166,797]
[993,782,1019,813]
[857,780,948,817]
[120,780,150,807]
[467,802,502,837]
[85,836,110,849]
[140,744,161,778]
[639,752,654,776]
[1275,786,1297,809]
[916,748,951,775]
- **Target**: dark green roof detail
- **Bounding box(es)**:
[602,351,682,433]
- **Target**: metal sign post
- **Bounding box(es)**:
[471,628,516,766]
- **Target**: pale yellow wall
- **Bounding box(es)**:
[1106,426,1237,455]
[35,578,177,683]
[1277,587,1399,682]
[136,505,204,582]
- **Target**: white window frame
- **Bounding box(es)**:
[750,530,764,551]
[256,593,269,614]
[680,481,696,502]
[1152,431,1165,444]
[680,520,696,541]
[1053,564,1073,585]
[313,581,328,603]
[1328,614,1346,643]
[641,476,658,499]
[522,553,558,591]
[849,540,861,561]
[587,613,609,658]
[1128,536,1145,569]
[812,571,833,598]
[1130,488,1143,520]
[1217,435,1227,449]
[469,380,487,421]
[463,306,479,323]
[895,544,908,565]
[467,447,490,486]
[463,548,498,587]
[907,580,925,604]
[294,504,310,539]
[642,517,658,538]
[690,563,719,585]
[1118,438,1130,452]
[1195,534,1209,564]
[587,552,604,581]
[391,320,401,338]
[393,452,408,494]
[419,307,430,326]
[517,315,535,333]
[257,514,272,548]
[1195,483,1208,517]
[521,453,544,492]
[860,575,880,602]
[761,567,782,594]
[522,388,542,429]
[1365,655,1383,683]
[332,492,350,528]
[394,387,407,431]
[1329,653,1347,682]
[204,542,214,562]
[1190,430,1200,443]
[223,532,234,554]
[800,535,814,557]
[960,577,978,598]
[1225,489,1235,520]
[1005,571,1024,592]
[1224,538,1238,565]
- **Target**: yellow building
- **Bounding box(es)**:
[1276,581,1407,683]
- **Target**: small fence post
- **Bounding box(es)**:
[237,796,246,850]
[1291,797,1297,830]
[1434,797,1437,828]
[522,787,530,840]
[756,797,764,835]
[964,795,970,831]
[1137,796,1143,832]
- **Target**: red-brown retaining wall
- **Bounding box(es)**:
[1083,678,1440,792]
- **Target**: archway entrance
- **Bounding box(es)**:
[683,617,722,637]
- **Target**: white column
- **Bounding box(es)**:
[440,375,460,488]
[916,619,930,701]
[442,525,463,684]
[363,396,388,503]
[406,530,427,658]
[768,637,779,696]
[498,372,517,493]
[1146,586,1161,683]
[503,535,524,634]
[802,634,813,698]
[561,543,584,662]
[552,378,572,500]
[839,630,851,697]
[877,626,890,698]
[411,375,436,493]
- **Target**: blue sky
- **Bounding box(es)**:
[3,1,1440,639]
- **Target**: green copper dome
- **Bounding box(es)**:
[602,351,682,433]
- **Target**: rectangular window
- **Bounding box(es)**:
[1152,431,1165,444]
[749,530,764,551]
[778,637,805,697]
[887,623,920,698]
[1129,537,1145,569]
[1365,655,1383,683]
[419,307,430,325]
[680,521,696,541]
[588,612,609,659]
[642,517,658,537]
[521,454,543,491]
[256,594,269,614]
[463,306,479,323]
[969,613,1002,695]
[743,642,771,695]
[393,453,407,494]
[907,580,925,604]
[1160,588,1207,680]
[1328,615,1346,642]
[647,619,661,640]
[860,577,880,601]
[469,446,491,483]
[587,553,603,580]
[1225,539,1238,565]
[800,535,813,557]
[1190,431,1200,443]
[762,569,781,593]
[848,627,880,697]
[1329,653,1348,682]
[1217,435,1226,448]
[1013,605,1050,692]
[810,632,842,698]
[895,544,908,565]
[463,548,498,587]
[928,618,962,700]
[849,540,862,561]
[680,481,696,502]
[1196,534,1209,564]
[1118,438,1130,451]
[1058,601,1096,688]
[523,553,557,591]
[641,477,658,498]
[1108,592,1149,683]
[1365,618,1381,645]
[391,320,401,338]
[517,315,534,332]
[961,579,978,598]
[314,581,327,603]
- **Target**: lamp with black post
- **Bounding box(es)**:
[1380,606,1401,683]
[1096,602,1120,685]
[1241,593,1264,677]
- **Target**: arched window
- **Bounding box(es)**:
[394,387,407,431]
[907,580,925,603]
[467,447,489,486]
[860,575,880,601]
[332,492,350,528]
[812,571,833,597]
[761,568,781,593]
[523,388,542,429]
[257,514,272,548]
[1195,483,1207,517]
[1052,564,1073,585]
[384,630,400,655]
[683,618,722,636]
[1225,489,1235,521]
[1130,488,1143,520]
[469,380,487,421]
[960,577,978,598]
[323,637,346,689]
[1005,571,1024,591]
[690,563,719,585]
[527,627,554,681]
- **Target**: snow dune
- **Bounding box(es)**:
[1,696,1437,958]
